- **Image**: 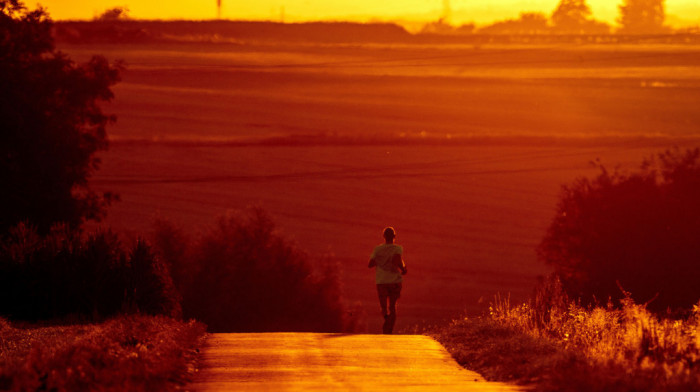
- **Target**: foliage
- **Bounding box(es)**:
[551,0,591,32]
[618,0,668,34]
[153,208,364,333]
[538,148,700,312]
[0,223,180,321]
[551,0,611,34]
[493,283,700,391]
[95,6,130,21]
[0,315,206,391]
[433,284,700,391]
[0,0,121,235]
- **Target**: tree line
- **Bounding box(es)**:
[0,0,361,331]
[2,0,699,330]
[424,0,672,35]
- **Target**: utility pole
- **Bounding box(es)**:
[442,0,451,22]
[217,0,222,19]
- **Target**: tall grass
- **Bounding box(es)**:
[433,278,700,391]
[0,315,206,391]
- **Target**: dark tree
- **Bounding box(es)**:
[153,209,363,332]
[94,6,130,21]
[0,0,121,234]
[538,149,700,312]
[617,0,667,34]
[0,223,180,320]
[551,0,592,33]
[550,0,610,34]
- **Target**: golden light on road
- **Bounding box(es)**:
[33,0,700,27]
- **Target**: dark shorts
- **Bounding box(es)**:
[376,283,402,300]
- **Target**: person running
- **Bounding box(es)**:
[368,227,407,334]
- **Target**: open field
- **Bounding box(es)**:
[61,41,700,332]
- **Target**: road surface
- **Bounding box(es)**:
[188,333,525,391]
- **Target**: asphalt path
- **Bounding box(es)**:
[188,333,525,391]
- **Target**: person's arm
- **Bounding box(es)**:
[368,258,376,268]
[392,253,407,275]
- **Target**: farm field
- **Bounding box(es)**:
[62,41,700,332]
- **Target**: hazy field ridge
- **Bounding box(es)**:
[62,41,700,332]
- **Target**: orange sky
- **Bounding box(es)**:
[37,0,700,27]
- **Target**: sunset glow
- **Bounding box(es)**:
[4,0,700,386]
[37,0,700,27]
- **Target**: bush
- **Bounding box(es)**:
[538,148,700,312]
[0,223,180,321]
[0,315,206,391]
[467,285,700,391]
[153,208,362,332]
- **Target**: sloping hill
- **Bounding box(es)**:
[189,333,524,391]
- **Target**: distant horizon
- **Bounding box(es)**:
[35,0,700,29]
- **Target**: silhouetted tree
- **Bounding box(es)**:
[0,223,180,320]
[550,0,610,34]
[618,0,667,34]
[0,0,121,235]
[94,6,130,21]
[551,0,591,32]
[153,208,363,332]
[538,148,700,313]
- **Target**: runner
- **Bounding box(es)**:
[368,227,407,334]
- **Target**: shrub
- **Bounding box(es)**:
[0,315,206,391]
[475,285,700,391]
[538,148,700,312]
[0,223,180,321]
[153,208,362,332]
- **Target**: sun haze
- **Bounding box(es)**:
[34,0,700,27]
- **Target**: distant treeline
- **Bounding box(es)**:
[53,20,700,45]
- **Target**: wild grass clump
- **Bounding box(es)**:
[0,315,206,391]
[434,278,700,391]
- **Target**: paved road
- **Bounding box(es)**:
[188,333,525,391]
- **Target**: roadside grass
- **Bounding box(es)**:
[431,285,700,391]
[0,315,206,391]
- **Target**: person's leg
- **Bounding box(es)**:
[377,284,393,334]
[377,284,389,316]
[385,283,402,334]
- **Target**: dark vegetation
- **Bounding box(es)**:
[52,0,699,46]
[0,223,180,321]
[1,0,356,333]
[0,315,205,391]
[538,148,700,313]
[433,289,700,391]
[435,148,700,390]
[152,208,363,333]
[0,0,121,235]
[53,20,412,45]
[1,3,358,388]
[618,0,668,34]
[52,19,700,46]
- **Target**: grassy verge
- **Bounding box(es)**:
[431,292,700,391]
[0,315,206,391]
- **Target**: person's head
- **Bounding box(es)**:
[383,227,396,243]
